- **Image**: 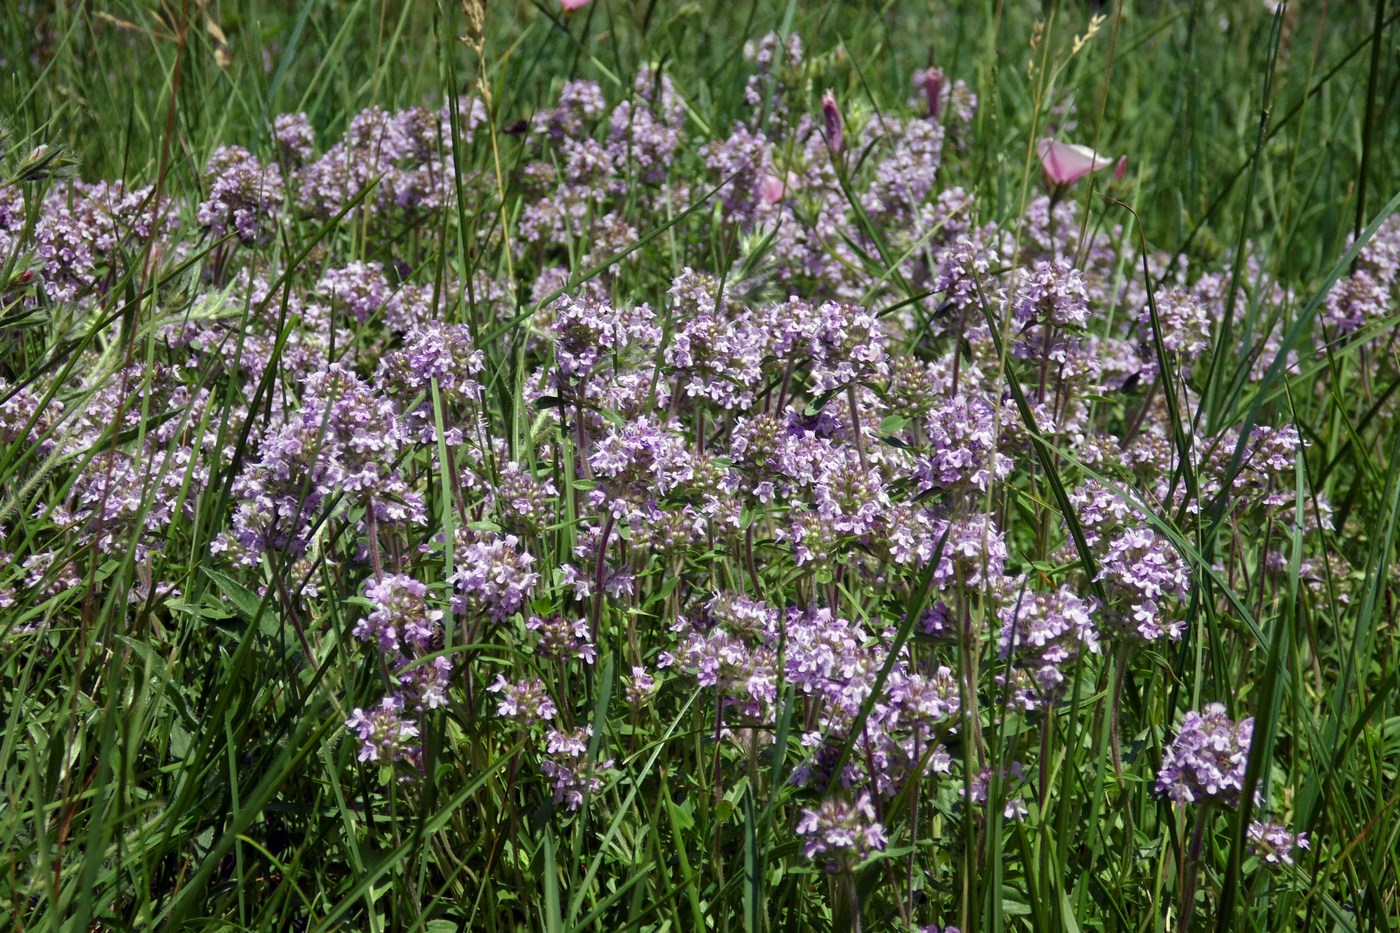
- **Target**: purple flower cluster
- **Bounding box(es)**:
[488,675,558,725]
[273,112,316,163]
[1139,286,1213,366]
[295,101,482,219]
[197,146,284,245]
[968,761,1030,821]
[1323,216,1400,335]
[1156,704,1254,807]
[526,614,596,665]
[450,529,539,621]
[355,574,452,716]
[541,726,614,810]
[1096,526,1190,641]
[0,378,65,455]
[25,180,171,301]
[0,186,24,260]
[213,364,424,566]
[346,696,420,765]
[917,394,1014,493]
[998,586,1100,709]
[317,261,392,324]
[1247,820,1310,867]
[862,117,945,224]
[1012,258,1090,330]
[376,322,485,441]
[673,594,961,796]
[795,793,888,872]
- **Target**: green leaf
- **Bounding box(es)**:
[202,567,266,621]
[877,413,908,434]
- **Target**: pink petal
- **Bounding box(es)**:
[761,174,787,204]
[760,171,800,204]
[1037,139,1116,186]
[561,0,591,9]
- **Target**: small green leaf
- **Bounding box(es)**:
[202,567,264,620]
[877,413,908,434]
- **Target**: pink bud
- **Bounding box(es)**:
[560,0,591,10]
[821,90,843,154]
[1114,155,1128,180]
[1036,139,1120,186]
[924,68,944,120]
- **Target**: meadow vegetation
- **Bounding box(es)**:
[1,1,1398,930]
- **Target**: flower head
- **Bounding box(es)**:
[1156,703,1254,807]
[760,171,799,204]
[487,675,558,725]
[1036,139,1121,187]
[346,697,419,764]
[1247,820,1310,867]
[795,794,888,872]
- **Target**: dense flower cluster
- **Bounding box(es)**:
[346,697,420,765]
[198,146,284,245]
[1323,216,1400,335]
[1247,820,1311,867]
[795,794,889,872]
[997,586,1100,709]
[1156,704,1254,807]
[541,726,614,810]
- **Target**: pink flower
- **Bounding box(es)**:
[561,0,591,10]
[1036,139,1123,187]
[760,171,800,204]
